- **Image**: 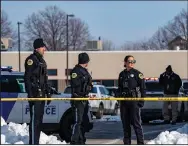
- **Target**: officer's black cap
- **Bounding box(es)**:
[33,38,46,49]
[166,65,172,72]
[78,52,90,64]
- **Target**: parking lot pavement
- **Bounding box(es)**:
[55,114,186,144]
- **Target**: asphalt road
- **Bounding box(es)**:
[85,118,186,145]
[54,114,186,145]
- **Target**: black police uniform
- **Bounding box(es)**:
[118,68,145,145]
[24,38,51,145]
[70,53,92,144]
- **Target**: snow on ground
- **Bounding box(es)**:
[94,115,121,122]
[1,117,66,144]
[149,119,164,124]
[147,124,188,144]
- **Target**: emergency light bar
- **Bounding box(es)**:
[1,66,13,71]
[92,82,101,85]
[144,77,158,81]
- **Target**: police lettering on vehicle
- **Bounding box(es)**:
[25,105,56,115]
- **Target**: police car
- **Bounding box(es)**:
[141,77,188,123]
[0,66,93,143]
[64,83,119,119]
[182,80,188,96]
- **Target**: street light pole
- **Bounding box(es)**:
[66,14,74,86]
[17,22,22,72]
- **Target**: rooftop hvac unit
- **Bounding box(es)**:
[86,40,103,50]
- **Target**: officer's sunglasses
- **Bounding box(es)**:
[127,60,136,64]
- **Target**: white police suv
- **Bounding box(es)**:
[64,83,119,119]
[0,66,93,143]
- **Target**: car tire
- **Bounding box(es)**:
[96,104,104,119]
[59,110,74,143]
[111,103,119,116]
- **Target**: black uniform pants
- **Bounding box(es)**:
[29,101,45,145]
[120,102,144,145]
[71,101,87,144]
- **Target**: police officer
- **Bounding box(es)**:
[24,38,51,145]
[118,55,145,145]
[70,52,92,145]
[159,65,182,125]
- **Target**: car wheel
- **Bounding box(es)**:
[59,111,74,143]
[111,103,119,116]
[96,104,104,119]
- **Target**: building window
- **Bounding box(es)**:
[47,69,57,76]
[48,80,58,91]
[65,69,72,76]
[92,80,101,84]
[101,80,115,87]
[114,80,118,86]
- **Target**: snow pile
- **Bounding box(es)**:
[1,117,66,144]
[95,115,121,122]
[147,124,188,144]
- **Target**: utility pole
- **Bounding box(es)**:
[66,14,74,86]
[17,22,22,72]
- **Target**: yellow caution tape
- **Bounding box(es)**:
[1,97,188,101]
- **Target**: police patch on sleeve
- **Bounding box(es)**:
[27,59,33,66]
[139,73,144,79]
[71,73,77,78]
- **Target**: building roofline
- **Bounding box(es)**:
[1,50,188,54]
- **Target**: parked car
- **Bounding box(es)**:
[1,66,93,143]
[64,83,119,119]
[182,80,188,96]
[106,86,118,97]
[106,86,120,106]
[141,77,188,123]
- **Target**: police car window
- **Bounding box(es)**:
[99,87,106,95]
[103,87,110,95]
[145,82,163,91]
[1,75,26,93]
[64,87,71,93]
[91,87,97,93]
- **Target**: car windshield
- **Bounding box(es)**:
[183,82,188,89]
[103,87,110,95]
[145,82,163,92]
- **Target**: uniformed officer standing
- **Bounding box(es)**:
[118,55,145,145]
[24,38,51,145]
[159,65,182,125]
[70,52,92,145]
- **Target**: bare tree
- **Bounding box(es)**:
[24,5,90,51]
[69,18,90,50]
[121,40,153,50]
[102,39,116,50]
[149,8,187,50]
[1,10,13,37]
